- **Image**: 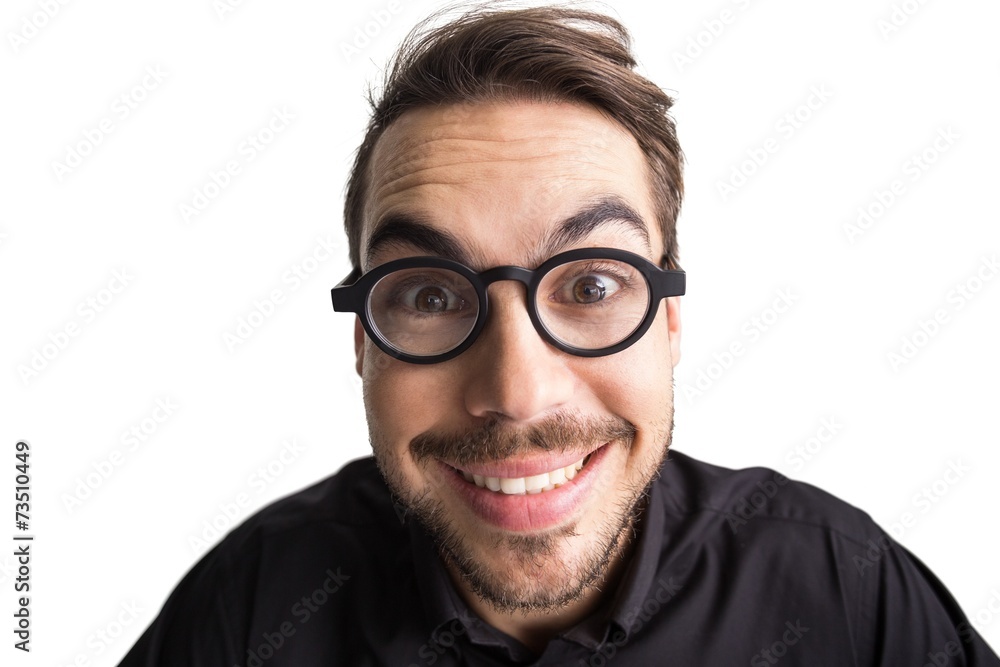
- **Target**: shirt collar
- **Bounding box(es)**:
[408,517,531,659]
[603,475,669,642]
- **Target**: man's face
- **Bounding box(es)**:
[356,100,681,613]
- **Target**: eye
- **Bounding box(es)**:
[572,276,610,303]
[370,267,478,324]
[557,271,624,305]
[542,259,641,311]
[397,281,470,314]
[409,285,454,312]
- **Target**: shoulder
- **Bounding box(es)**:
[227,456,398,540]
[118,457,407,664]
[174,454,402,585]
[630,452,998,664]
[658,449,882,548]
[209,455,407,576]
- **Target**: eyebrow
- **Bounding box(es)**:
[365,213,471,267]
[364,195,652,268]
[538,195,651,260]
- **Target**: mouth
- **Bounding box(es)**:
[448,452,593,495]
[436,444,611,532]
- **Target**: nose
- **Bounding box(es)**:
[461,281,575,422]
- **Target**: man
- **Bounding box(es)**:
[120,6,999,666]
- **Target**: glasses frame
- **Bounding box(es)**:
[331,247,686,364]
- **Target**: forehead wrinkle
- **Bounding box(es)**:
[369,151,564,222]
[375,144,588,197]
[376,124,566,163]
[369,110,635,198]
[372,155,569,207]
[371,116,626,190]
[369,151,631,241]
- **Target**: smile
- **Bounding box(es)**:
[451,454,590,495]
[437,444,611,531]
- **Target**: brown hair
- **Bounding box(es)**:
[344,4,684,269]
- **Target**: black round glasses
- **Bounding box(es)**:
[331,247,686,364]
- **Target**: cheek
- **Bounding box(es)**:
[361,345,456,457]
[581,324,675,464]
[637,307,678,404]
[588,327,674,415]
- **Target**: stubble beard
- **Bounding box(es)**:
[370,411,674,615]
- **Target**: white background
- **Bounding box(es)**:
[2,0,998,663]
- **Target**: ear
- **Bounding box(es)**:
[665,296,681,367]
[354,316,365,376]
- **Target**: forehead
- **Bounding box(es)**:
[363,100,659,268]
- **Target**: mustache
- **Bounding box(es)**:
[410,412,637,467]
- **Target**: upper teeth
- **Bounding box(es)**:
[459,457,586,495]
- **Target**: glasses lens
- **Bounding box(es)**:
[368,267,480,357]
[535,258,650,350]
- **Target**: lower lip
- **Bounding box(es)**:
[436,443,611,532]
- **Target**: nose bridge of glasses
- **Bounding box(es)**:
[474,266,539,337]
[478,265,535,290]
[472,265,547,357]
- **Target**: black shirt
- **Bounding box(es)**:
[119,450,1000,666]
